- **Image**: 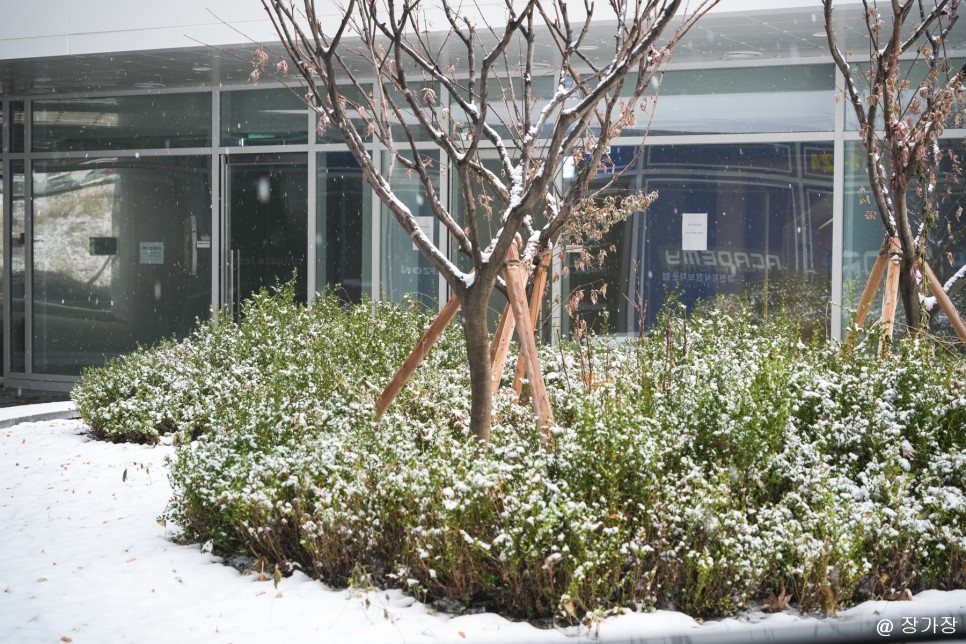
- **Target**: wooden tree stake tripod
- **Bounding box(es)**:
[375,244,554,434]
[843,236,966,351]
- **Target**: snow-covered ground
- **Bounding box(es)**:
[2,417,965,644]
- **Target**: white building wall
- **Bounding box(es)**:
[0,0,862,61]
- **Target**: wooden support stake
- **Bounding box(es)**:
[504,246,554,431]
[375,294,461,418]
[923,261,966,345]
[882,238,902,340]
[880,237,902,342]
[853,246,890,330]
[841,243,889,353]
[512,254,551,399]
[490,302,515,389]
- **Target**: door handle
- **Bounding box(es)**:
[233,249,241,319]
[189,215,198,276]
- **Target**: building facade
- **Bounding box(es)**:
[1,0,964,390]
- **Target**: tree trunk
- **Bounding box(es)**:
[461,289,494,441]
[894,191,922,334]
[899,254,922,333]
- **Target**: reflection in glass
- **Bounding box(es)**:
[919,140,966,339]
[380,151,439,308]
[221,89,308,147]
[31,157,212,375]
[317,152,370,301]
[32,94,211,152]
[564,143,834,337]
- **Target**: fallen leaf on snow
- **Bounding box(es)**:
[763,589,793,612]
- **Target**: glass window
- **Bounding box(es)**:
[378,80,441,143]
[449,76,558,141]
[559,172,638,337]
[317,152,371,302]
[31,156,212,375]
[32,94,211,152]
[10,161,25,372]
[842,141,885,312]
[221,88,308,147]
[316,83,370,144]
[449,156,507,271]
[380,150,440,308]
[633,64,835,135]
[845,58,966,131]
[11,101,25,153]
[564,143,834,337]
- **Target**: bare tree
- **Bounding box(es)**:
[260,0,719,440]
[824,0,966,335]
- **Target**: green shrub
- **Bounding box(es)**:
[77,288,966,621]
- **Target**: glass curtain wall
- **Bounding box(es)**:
[31,157,211,374]
[622,64,836,137]
[559,63,837,337]
[0,156,3,374]
[448,156,517,330]
[0,102,4,373]
[434,63,838,338]
[11,102,25,153]
[6,103,28,375]
[21,92,214,377]
[0,57,888,382]
[10,160,26,373]
[563,142,835,337]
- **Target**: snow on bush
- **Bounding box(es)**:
[74,287,966,620]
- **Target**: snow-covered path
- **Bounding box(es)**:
[1,418,964,643]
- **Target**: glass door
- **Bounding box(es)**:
[222,153,308,317]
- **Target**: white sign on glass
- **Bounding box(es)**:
[412,216,435,250]
[682,213,708,251]
[140,241,165,265]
